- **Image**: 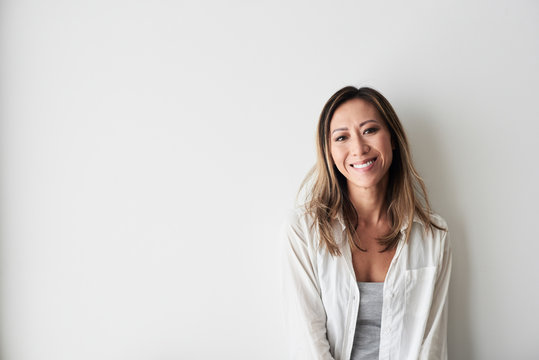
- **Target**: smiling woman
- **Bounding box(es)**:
[330,98,394,202]
[282,86,452,360]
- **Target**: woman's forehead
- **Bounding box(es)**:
[330,99,383,128]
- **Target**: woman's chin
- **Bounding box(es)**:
[346,174,389,192]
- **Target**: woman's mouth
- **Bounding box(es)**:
[351,157,377,169]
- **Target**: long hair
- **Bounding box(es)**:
[301,86,444,256]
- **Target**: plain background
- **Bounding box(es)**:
[1,0,538,359]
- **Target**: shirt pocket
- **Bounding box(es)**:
[400,266,437,357]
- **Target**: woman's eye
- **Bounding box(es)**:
[335,135,346,142]
[363,127,379,135]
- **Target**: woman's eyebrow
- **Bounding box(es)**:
[331,127,348,134]
[360,119,378,127]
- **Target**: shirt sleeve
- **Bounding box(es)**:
[419,230,453,360]
[281,211,336,360]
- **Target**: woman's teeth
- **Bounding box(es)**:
[352,160,374,169]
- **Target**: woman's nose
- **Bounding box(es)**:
[352,137,370,155]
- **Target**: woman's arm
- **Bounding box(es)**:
[282,212,336,360]
[419,231,453,360]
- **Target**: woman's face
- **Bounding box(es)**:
[329,98,394,192]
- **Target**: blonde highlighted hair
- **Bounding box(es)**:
[301,86,444,256]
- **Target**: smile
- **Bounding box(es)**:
[351,158,377,169]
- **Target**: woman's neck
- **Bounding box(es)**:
[347,178,389,227]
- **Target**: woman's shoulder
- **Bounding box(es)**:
[411,211,451,254]
[281,205,319,252]
[412,211,448,235]
[428,212,448,230]
[283,205,316,235]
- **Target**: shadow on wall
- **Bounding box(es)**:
[404,109,474,360]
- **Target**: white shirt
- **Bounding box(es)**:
[282,208,452,360]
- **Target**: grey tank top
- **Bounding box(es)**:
[350,282,384,360]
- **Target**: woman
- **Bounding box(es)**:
[283,86,452,360]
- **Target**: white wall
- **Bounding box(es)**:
[1,0,538,359]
